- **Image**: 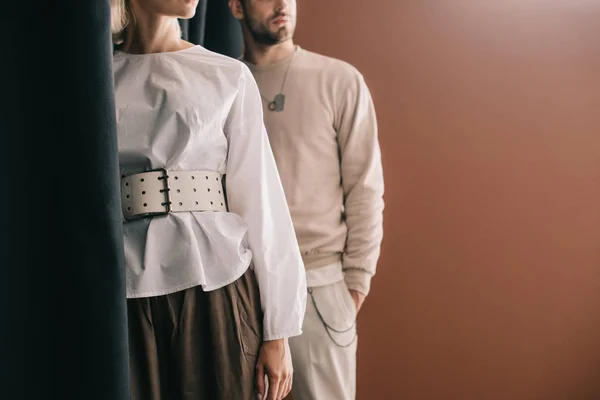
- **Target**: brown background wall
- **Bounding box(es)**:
[294,1,600,399]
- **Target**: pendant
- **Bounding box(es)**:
[268,93,285,112]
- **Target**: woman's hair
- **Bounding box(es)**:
[111,0,130,44]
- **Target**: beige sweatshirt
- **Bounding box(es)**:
[245,46,384,295]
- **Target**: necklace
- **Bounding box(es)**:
[260,48,297,112]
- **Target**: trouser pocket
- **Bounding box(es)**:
[308,278,357,348]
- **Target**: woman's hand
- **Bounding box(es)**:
[256,338,293,400]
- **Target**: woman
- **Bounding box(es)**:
[110,1,307,399]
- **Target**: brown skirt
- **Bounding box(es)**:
[127,268,263,400]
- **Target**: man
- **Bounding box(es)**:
[228,0,384,398]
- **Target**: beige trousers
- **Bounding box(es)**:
[290,263,358,400]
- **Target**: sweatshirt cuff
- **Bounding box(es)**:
[343,268,373,296]
[263,328,303,342]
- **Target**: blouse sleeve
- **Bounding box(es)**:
[223,63,307,340]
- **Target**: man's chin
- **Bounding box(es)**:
[253,28,294,46]
[276,35,293,44]
[273,28,294,43]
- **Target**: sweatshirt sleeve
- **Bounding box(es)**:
[224,63,307,340]
[336,70,385,296]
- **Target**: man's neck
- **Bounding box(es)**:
[243,40,296,66]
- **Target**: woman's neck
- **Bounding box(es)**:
[121,15,187,54]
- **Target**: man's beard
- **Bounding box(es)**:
[244,15,293,46]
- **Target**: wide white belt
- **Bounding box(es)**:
[121,169,227,220]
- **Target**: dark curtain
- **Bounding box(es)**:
[1,1,241,399]
[1,1,129,399]
[203,0,244,58]
[181,0,243,58]
[179,0,209,46]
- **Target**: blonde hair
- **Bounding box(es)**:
[111,0,130,44]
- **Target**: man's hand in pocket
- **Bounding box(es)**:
[348,290,366,314]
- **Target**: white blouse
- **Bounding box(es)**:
[113,45,306,340]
